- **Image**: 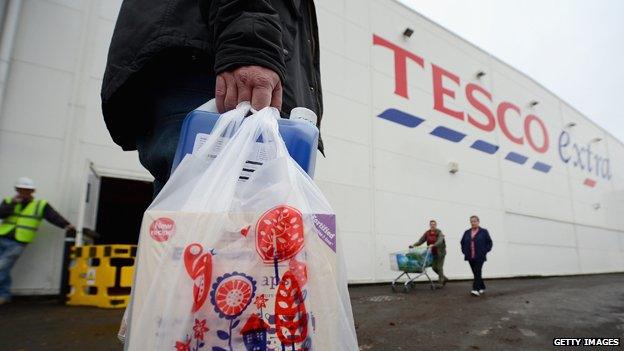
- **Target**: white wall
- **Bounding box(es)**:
[0,0,622,294]
[0,0,148,295]
[313,0,624,282]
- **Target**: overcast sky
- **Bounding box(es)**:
[398,0,624,143]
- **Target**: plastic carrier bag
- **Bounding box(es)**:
[121,103,359,351]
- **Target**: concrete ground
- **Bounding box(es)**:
[1,274,623,351]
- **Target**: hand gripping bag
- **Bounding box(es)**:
[123,103,359,351]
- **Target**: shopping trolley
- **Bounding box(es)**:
[389,247,435,292]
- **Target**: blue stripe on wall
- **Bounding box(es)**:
[376,107,552,175]
[377,108,425,128]
[430,126,466,143]
[470,140,499,154]
[505,152,528,165]
[533,162,552,173]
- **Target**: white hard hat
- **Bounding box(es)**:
[15,177,36,190]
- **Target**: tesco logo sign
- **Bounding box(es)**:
[373,34,549,154]
[372,34,612,185]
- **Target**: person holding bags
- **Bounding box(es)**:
[102,0,324,196]
[460,215,493,297]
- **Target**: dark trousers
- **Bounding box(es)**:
[132,51,215,197]
[468,260,486,290]
[431,254,447,283]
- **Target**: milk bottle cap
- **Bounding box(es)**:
[290,107,318,126]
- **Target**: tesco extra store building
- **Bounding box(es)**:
[0,0,622,295]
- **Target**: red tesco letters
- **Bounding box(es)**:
[466,83,495,132]
[373,34,550,154]
[432,64,463,121]
[372,35,424,99]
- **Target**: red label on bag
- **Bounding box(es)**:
[256,205,304,263]
[149,217,175,242]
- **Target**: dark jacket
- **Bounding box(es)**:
[101,0,323,152]
[460,227,493,262]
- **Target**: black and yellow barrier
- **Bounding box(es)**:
[66,245,136,308]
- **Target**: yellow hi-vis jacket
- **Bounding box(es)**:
[0,197,48,243]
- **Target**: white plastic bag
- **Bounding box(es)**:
[123,103,358,351]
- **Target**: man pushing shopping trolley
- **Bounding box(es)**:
[410,220,447,288]
[389,220,447,292]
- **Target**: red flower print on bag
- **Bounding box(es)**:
[184,243,213,313]
[192,319,209,341]
[174,336,192,351]
[256,205,304,263]
[288,258,308,287]
[275,271,308,345]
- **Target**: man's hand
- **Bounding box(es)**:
[215,66,282,112]
[12,195,22,203]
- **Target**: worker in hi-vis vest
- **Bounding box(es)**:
[0,177,75,304]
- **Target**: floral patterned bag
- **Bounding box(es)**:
[122,104,358,351]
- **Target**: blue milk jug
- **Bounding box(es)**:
[171,100,319,177]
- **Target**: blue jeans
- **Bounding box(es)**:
[134,52,215,197]
[0,237,26,300]
[136,112,196,197]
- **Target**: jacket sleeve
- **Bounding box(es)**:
[43,203,70,229]
[460,232,467,255]
[434,231,445,247]
[0,199,15,219]
[413,233,426,246]
[484,229,493,252]
[199,0,287,82]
